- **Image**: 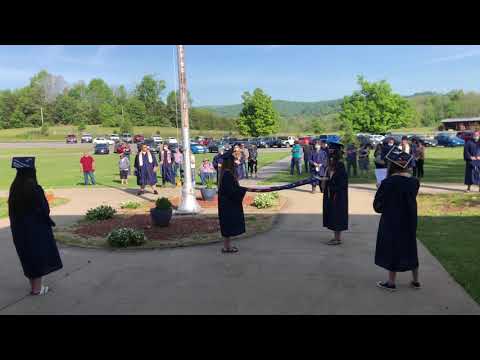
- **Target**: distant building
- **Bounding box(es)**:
[441,117,480,131]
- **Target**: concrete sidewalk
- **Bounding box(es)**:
[0,157,478,314]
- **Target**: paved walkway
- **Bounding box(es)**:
[0,158,478,314]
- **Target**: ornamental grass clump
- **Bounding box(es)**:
[120,201,142,209]
[85,205,116,221]
[155,197,172,210]
[107,228,146,248]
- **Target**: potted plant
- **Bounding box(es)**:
[150,197,173,227]
[200,177,217,201]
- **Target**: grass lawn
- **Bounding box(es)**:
[417,193,480,304]
[0,146,289,190]
[0,197,70,219]
[262,147,466,184]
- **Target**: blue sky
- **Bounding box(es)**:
[1,45,480,105]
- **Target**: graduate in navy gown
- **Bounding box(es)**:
[233,144,245,180]
[464,131,480,192]
[323,145,349,245]
[160,143,175,186]
[218,150,247,254]
[309,140,329,193]
[134,144,159,195]
[9,157,63,296]
[374,149,421,292]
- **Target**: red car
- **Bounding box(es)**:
[133,134,145,143]
[114,142,130,154]
[298,136,313,145]
[457,131,474,142]
[199,138,213,146]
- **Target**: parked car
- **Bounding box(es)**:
[93,137,114,145]
[190,142,207,154]
[435,133,465,147]
[208,141,226,153]
[298,136,313,146]
[114,142,131,154]
[66,134,77,144]
[277,136,295,147]
[142,139,159,154]
[80,133,93,143]
[408,135,438,147]
[94,143,110,155]
[167,137,178,145]
[121,133,133,143]
[457,131,474,142]
[133,134,145,144]
[152,135,163,143]
[109,134,120,142]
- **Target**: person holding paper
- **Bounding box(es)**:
[309,140,329,193]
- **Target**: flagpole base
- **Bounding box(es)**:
[176,189,202,215]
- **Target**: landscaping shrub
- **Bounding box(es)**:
[85,205,116,221]
[252,193,278,209]
[205,178,217,189]
[107,228,146,248]
[120,201,142,209]
[155,197,172,210]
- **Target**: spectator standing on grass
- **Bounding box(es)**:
[118,152,130,186]
[241,143,250,179]
[464,131,480,193]
[200,158,216,185]
[248,144,258,178]
[346,144,358,177]
[134,144,158,196]
[309,140,329,193]
[374,150,421,292]
[290,141,303,175]
[303,142,311,173]
[80,152,96,185]
[173,147,183,181]
[358,144,370,177]
[400,136,416,170]
[412,139,425,180]
[233,144,245,180]
[213,147,225,184]
[9,158,63,296]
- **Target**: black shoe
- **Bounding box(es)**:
[376,281,397,292]
[153,190,158,195]
[410,281,421,290]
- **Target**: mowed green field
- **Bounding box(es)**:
[263,147,466,184]
[0,146,289,190]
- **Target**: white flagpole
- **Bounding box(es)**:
[176,45,201,214]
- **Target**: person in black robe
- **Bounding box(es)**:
[8,159,63,296]
[464,132,480,192]
[218,151,247,253]
[373,153,421,292]
[323,146,349,245]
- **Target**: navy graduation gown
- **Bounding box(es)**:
[323,162,349,231]
[10,186,63,279]
[373,175,420,272]
[464,140,478,185]
[134,152,158,186]
[218,171,247,237]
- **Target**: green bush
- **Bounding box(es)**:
[107,228,146,248]
[252,193,278,209]
[120,201,142,209]
[85,205,117,221]
[77,122,86,131]
[155,197,172,210]
[40,123,50,136]
[205,178,217,189]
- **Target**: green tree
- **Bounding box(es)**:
[309,118,324,134]
[135,75,166,115]
[237,88,280,137]
[340,76,414,133]
[125,98,147,125]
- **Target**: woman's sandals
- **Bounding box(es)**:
[326,239,341,246]
[221,246,239,254]
[30,285,49,296]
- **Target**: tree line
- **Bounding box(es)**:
[0,70,235,132]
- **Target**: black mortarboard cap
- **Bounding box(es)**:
[385,146,413,169]
[327,141,344,152]
[12,157,35,169]
[221,148,235,161]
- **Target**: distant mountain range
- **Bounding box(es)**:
[200,99,343,118]
[199,93,444,118]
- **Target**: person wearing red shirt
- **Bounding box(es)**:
[80,152,96,185]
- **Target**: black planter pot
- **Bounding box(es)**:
[200,188,217,201]
[150,207,172,227]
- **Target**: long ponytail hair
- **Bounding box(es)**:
[219,155,236,189]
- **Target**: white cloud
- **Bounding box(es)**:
[38,45,119,66]
[427,47,480,64]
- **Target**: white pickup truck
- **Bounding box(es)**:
[279,136,296,147]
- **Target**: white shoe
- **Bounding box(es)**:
[31,285,49,296]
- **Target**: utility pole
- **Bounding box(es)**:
[40,107,44,127]
[176,45,201,214]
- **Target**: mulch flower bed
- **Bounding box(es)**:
[73,215,220,242]
[170,195,255,209]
